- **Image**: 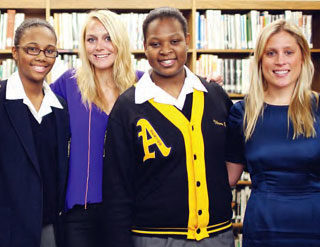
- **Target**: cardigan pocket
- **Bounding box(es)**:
[0,207,11,247]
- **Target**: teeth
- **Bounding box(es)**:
[96,54,109,58]
[274,70,288,74]
[33,66,46,72]
[162,60,172,64]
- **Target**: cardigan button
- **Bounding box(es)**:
[198,210,202,215]
[196,228,201,234]
[196,181,201,187]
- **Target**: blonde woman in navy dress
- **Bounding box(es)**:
[226,19,320,246]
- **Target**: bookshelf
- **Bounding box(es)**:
[1,0,320,96]
[3,1,315,245]
[232,173,251,247]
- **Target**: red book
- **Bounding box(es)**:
[6,9,16,49]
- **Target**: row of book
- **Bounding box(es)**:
[50,10,314,51]
[0,10,25,49]
[0,10,314,52]
[196,55,251,95]
[50,12,147,50]
[0,58,16,80]
[235,234,243,247]
[196,10,313,50]
[1,54,251,96]
[232,185,251,224]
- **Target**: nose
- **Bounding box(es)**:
[275,53,286,65]
[96,39,105,50]
[160,42,172,55]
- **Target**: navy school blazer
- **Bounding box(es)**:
[0,80,70,247]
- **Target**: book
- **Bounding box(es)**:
[6,9,16,48]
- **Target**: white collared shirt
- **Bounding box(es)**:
[135,66,207,110]
[6,71,63,124]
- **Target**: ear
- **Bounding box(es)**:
[185,33,190,50]
[144,41,149,58]
[12,46,18,61]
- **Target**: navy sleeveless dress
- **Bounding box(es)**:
[227,101,320,247]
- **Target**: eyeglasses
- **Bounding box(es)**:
[17,46,59,58]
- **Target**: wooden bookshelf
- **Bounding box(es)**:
[2,0,317,242]
[2,3,317,245]
[196,0,320,10]
[1,0,320,91]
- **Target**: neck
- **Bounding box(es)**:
[264,85,295,105]
[95,68,120,114]
[21,79,44,112]
[95,68,117,92]
[151,68,186,99]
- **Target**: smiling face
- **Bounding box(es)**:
[85,18,117,74]
[144,17,190,82]
[262,30,303,93]
[12,26,57,85]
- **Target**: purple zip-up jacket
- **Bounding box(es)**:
[51,69,144,210]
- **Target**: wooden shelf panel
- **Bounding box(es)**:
[232,222,243,228]
[196,0,320,10]
[50,0,192,10]
[237,180,251,186]
[229,93,245,99]
[0,0,46,9]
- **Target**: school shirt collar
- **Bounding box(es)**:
[6,71,63,124]
[135,66,207,110]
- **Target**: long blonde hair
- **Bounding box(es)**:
[76,9,135,111]
[244,19,318,141]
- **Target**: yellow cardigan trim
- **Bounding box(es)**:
[149,90,210,240]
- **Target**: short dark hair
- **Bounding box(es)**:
[142,7,188,41]
[14,18,57,46]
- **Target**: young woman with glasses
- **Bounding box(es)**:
[0,18,70,247]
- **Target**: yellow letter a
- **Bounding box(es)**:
[137,119,171,162]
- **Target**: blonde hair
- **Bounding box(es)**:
[76,9,135,111]
[244,19,318,141]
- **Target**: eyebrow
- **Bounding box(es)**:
[86,32,110,36]
[147,32,183,40]
[23,42,57,48]
[265,45,295,50]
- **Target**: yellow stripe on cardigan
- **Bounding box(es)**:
[149,90,210,241]
[131,220,232,238]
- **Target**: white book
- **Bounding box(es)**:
[306,15,313,48]
[230,15,236,49]
[0,14,3,49]
[1,13,8,50]
[72,12,79,49]
[240,14,247,49]
[241,58,251,94]
[234,14,241,49]
[235,59,242,94]
[195,11,200,49]
[205,10,213,49]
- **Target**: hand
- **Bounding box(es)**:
[205,72,223,86]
